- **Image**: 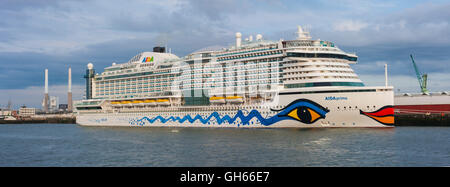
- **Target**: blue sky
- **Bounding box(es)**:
[1,0,450,109]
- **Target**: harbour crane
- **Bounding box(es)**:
[409,54,429,95]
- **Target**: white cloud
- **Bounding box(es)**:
[333,20,369,32]
[0,0,186,55]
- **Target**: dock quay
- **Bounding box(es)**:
[0,114,75,124]
[395,113,450,126]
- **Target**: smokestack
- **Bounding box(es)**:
[153,46,165,53]
[68,67,72,92]
[45,69,48,94]
[44,69,49,113]
[68,67,72,112]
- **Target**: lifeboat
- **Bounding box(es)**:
[120,100,131,104]
[120,100,132,106]
[226,96,244,103]
[209,96,225,104]
[156,99,170,105]
[110,101,121,105]
[132,100,144,106]
[143,99,156,106]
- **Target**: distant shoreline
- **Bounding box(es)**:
[0,116,75,124]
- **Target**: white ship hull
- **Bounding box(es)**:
[76,87,394,128]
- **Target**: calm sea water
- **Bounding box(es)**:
[0,124,449,167]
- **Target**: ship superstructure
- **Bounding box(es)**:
[75,26,394,128]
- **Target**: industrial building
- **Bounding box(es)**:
[41,67,73,113]
[19,107,37,117]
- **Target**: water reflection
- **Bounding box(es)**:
[0,124,447,166]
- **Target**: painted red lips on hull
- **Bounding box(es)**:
[360,105,395,126]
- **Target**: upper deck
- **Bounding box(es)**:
[84,26,366,106]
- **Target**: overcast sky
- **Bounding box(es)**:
[1,0,449,109]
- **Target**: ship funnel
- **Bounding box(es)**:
[235,32,242,48]
[153,46,165,53]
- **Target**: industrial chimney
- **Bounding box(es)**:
[68,67,72,112]
[44,69,49,113]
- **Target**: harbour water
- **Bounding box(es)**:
[0,124,449,167]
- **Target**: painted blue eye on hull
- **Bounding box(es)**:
[272,99,329,117]
[129,99,329,126]
[272,99,330,124]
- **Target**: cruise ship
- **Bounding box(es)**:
[74,26,394,128]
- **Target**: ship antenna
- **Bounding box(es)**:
[385,64,388,87]
[296,25,311,40]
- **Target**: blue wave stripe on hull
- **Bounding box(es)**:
[131,110,287,126]
[129,99,330,127]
